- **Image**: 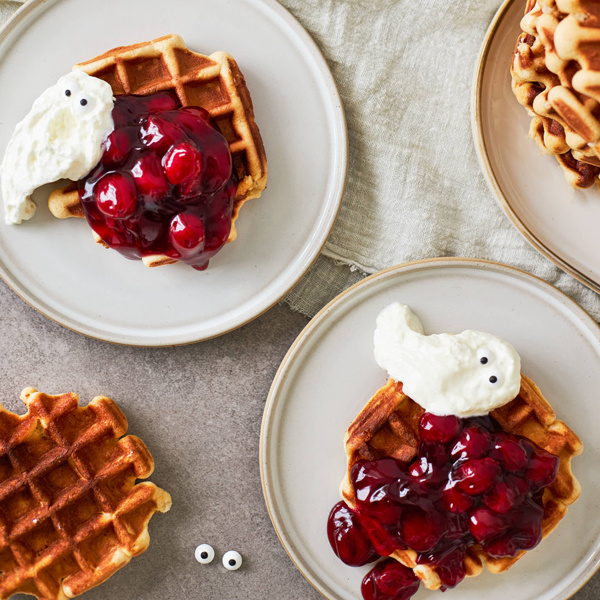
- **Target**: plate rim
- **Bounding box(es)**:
[470,0,600,296]
[260,256,600,600]
[0,0,348,347]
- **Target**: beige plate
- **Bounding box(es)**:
[261,258,600,600]
[0,0,347,346]
[472,0,600,294]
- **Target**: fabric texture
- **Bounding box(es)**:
[0,1,21,23]
[2,0,600,321]
[275,0,600,320]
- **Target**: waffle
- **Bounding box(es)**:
[510,0,600,188]
[340,375,582,591]
[0,388,171,599]
[48,34,267,267]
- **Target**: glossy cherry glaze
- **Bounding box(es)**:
[361,559,420,600]
[328,501,381,567]
[79,92,237,270]
[327,412,559,599]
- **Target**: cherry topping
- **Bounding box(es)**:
[360,513,404,557]
[455,457,501,495]
[468,507,505,543]
[482,535,516,558]
[419,413,461,443]
[401,507,442,552]
[483,480,521,514]
[442,486,474,513]
[505,473,530,496]
[131,154,170,199]
[526,451,559,492]
[79,91,237,270]
[327,502,380,567]
[182,106,212,122]
[510,504,544,550]
[142,93,180,114]
[408,456,430,479]
[102,129,133,167]
[451,426,490,460]
[490,433,530,471]
[96,173,138,219]
[141,115,184,154]
[163,142,203,188]
[328,412,560,599]
[169,213,206,253]
[484,502,544,556]
[361,559,420,600]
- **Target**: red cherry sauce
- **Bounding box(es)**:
[362,559,420,600]
[78,91,237,271]
[327,412,559,599]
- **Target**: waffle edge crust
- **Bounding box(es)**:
[48,33,267,267]
[340,375,583,591]
[510,0,600,188]
[0,388,171,600]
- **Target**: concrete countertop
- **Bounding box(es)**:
[0,279,596,600]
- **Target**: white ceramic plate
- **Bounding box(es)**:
[261,258,600,600]
[473,0,600,294]
[0,0,347,345]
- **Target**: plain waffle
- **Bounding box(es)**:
[48,34,267,267]
[510,0,600,188]
[0,388,171,599]
[340,376,582,591]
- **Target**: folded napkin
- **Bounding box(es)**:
[1,0,599,322]
[278,0,600,320]
[0,1,21,23]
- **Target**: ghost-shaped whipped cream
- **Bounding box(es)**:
[373,303,521,417]
[0,70,115,224]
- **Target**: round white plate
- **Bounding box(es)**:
[0,0,347,345]
[261,258,600,600]
[473,0,600,294]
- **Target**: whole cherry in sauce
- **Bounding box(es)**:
[79,91,237,271]
[327,411,559,599]
[361,558,420,600]
[328,501,380,567]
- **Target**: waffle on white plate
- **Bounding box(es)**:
[511,0,600,189]
[49,34,267,267]
[340,376,582,590]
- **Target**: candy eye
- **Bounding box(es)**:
[487,370,503,386]
[222,550,242,571]
[74,93,95,115]
[477,348,494,366]
[194,544,214,564]
[62,80,81,99]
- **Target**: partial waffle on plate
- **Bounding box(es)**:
[49,34,267,265]
[510,0,600,188]
[340,376,582,591]
[0,388,171,600]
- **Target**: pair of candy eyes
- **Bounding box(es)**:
[62,83,95,115]
[477,349,503,386]
[195,545,242,570]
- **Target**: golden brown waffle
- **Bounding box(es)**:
[48,34,267,267]
[510,0,600,188]
[0,388,171,600]
[340,375,582,591]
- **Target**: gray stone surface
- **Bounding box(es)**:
[0,279,597,599]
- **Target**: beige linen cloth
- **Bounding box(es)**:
[2,0,600,320]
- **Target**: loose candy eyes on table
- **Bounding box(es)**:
[223,550,242,571]
[195,544,215,564]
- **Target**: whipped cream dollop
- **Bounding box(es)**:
[0,70,115,224]
[373,303,521,417]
